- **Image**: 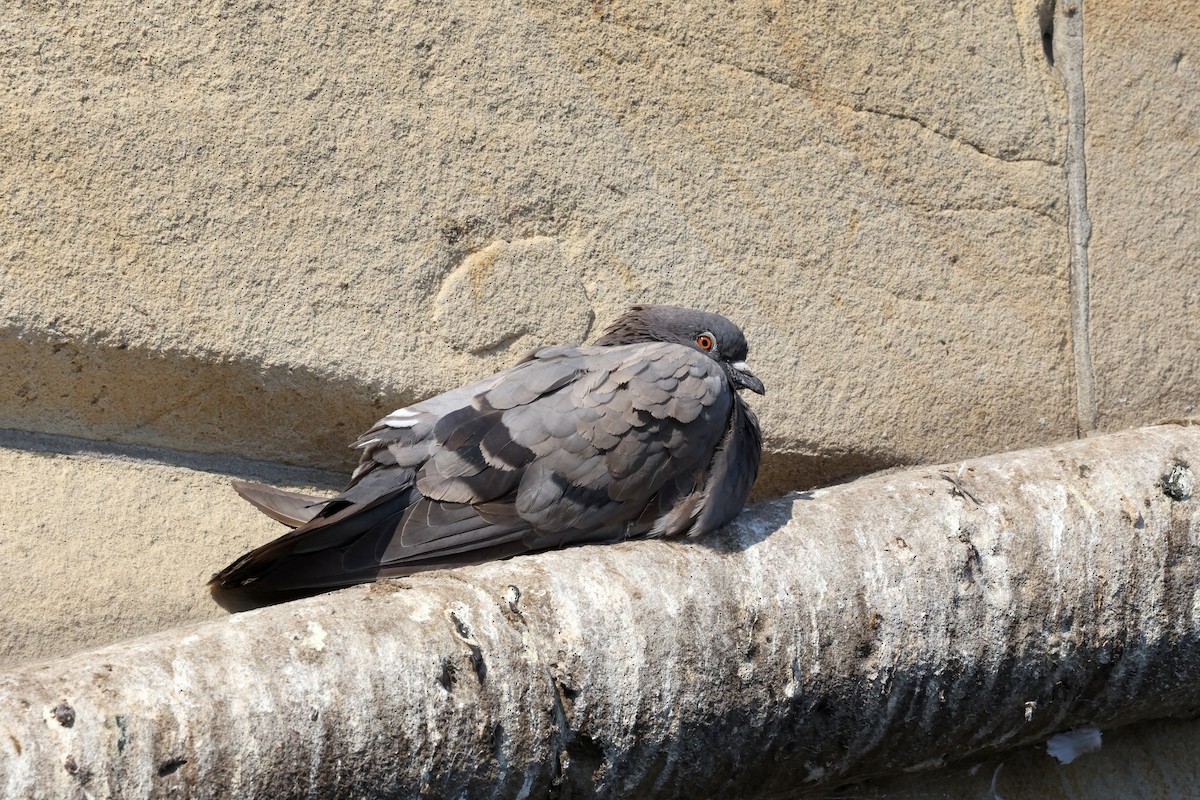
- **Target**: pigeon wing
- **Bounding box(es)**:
[212,343,734,595]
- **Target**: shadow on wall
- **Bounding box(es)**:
[753,450,894,500]
[0,326,412,473]
[0,327,897,497]
[0,426,344,493]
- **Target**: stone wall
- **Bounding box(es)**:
[0,0,1196,795]
[2,0,1085,492]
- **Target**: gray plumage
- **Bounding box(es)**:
[212,305,764,596]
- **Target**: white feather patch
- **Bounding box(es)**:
[1045,726,1102,764]
[380,407,422,429]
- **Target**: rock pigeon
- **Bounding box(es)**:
[211,305,764,596]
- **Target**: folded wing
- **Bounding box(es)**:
[211,342,734,595]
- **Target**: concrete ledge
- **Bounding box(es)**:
[1,424,1197,797]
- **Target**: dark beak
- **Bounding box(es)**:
[729,361,765,395]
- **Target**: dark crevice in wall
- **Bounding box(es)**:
[1039,0,1057,67]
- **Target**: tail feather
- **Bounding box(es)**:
[231,479,329,527]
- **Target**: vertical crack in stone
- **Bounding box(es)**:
[1053,0,1096,436]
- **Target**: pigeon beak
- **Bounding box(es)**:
[729,361,766,395]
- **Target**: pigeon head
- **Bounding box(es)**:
[595,305,766,395]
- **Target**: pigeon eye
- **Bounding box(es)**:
[696,334,715,351]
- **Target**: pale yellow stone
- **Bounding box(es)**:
[1086,1,1200,430]
[1,0,1074,495]
[433,237,592,353]
[0,434,336,669]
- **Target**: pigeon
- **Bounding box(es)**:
[211,305,764,596]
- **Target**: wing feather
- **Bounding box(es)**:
[214,342,742,596]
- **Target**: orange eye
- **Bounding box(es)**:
[696,334,714,351]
